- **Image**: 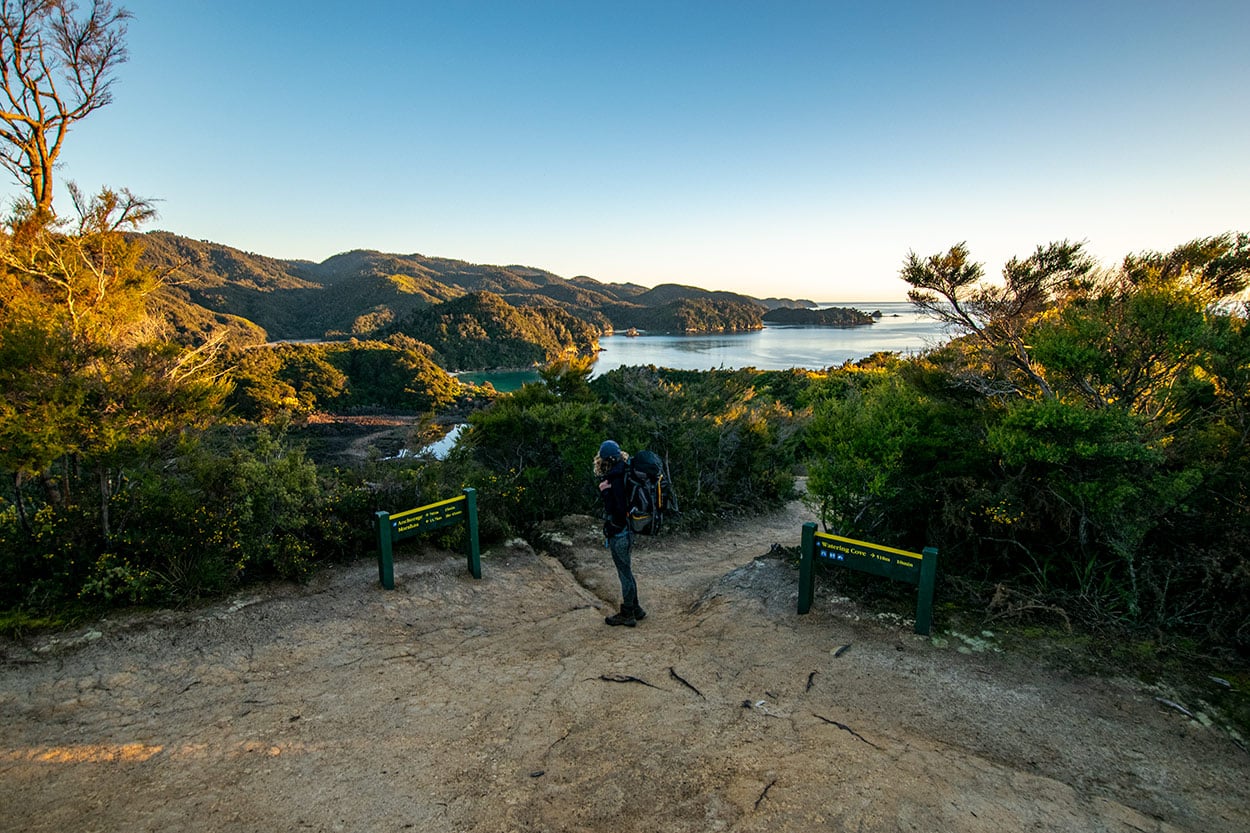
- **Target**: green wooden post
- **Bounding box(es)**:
[463,487,481,579]
[914,546,938,635]
[797,525,939,634]
[375,489,482,589]
[798,522,816,614]
[375,510,395,590]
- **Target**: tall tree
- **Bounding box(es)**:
[0,188,225,534]
[0,0,130,216]
[903,240,1097,399]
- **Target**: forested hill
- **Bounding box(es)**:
[384,291,606,370]
[762,306,876,326]
[136,231,838,340]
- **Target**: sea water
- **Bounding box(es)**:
[591,300,951,376]
[458,301,951,390]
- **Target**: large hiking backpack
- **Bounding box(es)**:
[626,450,668,535]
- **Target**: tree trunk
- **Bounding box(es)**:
[39,470,63,507]
[99,468,112,540]
[12,471,32,535]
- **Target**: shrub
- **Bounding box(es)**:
[0,428,369,610]
[451,364,801,541]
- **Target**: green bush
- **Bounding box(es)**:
[449,364,801,541]
[223,338,460,423]
[0,501,93,609]
[803,236,1250,650]
[0,429,370,611]
[459,376,609,537]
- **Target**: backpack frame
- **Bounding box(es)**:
[626,450,666,535]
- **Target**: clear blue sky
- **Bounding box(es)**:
[43,0,1250,301]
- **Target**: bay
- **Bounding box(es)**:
[457,301,953,391]
[590,300,952,376]
[456,369,545,392]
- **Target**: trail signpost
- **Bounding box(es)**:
[797,522,938,635]
[375,488,481,589]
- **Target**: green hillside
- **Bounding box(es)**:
[385,291,604,370]
[762,306,874,326]
[605,298,765,332]
[632,282,763,308]
[135,232,871,357]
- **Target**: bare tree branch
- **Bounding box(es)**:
[0,0,131,215]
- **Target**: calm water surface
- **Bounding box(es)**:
[592,301,951,376]
[456,301,952,391]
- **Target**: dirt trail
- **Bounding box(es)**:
[302,414,418,461]
[1,500,1247,833]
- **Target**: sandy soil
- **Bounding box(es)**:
[2,499,1247,833]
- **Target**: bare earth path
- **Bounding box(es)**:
[2,500,1247,832]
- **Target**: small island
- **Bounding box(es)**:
[760,306,875,326]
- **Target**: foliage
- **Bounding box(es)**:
[606,298,763,332]
[761,306,874,326]
[452,362,800,540]
[903,240,1098,399]
[224,336,461,422]
[457,371,609,537]
[0,189,227,534]
[386,291,601,370]
[107,429,357,596]
[148,288,268,348]
[0,428,367,609]
[803,366,984,543]
[806,234,1250,649]
[589,366,801,525]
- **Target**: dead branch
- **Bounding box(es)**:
[753,778,777,810]
[812,713,880,749]
[668,666,704,698]
[598,674,663,690]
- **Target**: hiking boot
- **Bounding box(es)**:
[632,605,647,622]
[604,608,637,627]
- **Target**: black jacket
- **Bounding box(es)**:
[600,459,629,536]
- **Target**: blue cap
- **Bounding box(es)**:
[598,440,621,459]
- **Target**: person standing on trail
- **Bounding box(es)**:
[595,439,646,627]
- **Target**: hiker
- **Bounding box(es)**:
[595,439,646,627]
